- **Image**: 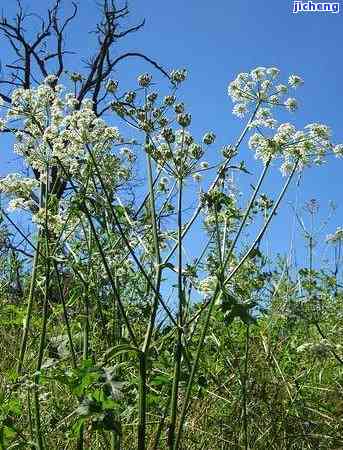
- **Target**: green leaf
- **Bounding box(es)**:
[224,301,257,325]
[150,373,171,386]
[102,344,140,363]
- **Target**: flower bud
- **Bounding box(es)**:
[177,113,191,128]
[203,132,216,145]
[138,73,152,87]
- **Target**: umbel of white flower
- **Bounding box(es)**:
[326,227,343,244]
[4,80,121,176]
[227,66,302,117]
[0,76,135,234]
[227,66,342,173]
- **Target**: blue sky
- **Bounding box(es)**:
[1,0,342,270]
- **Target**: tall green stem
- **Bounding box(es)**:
[142,149,162,352]
[168,181,183,449]
[137,351,147,450]
[242,325,250,450]
[53,261,77,368]
[17,236,41,375]
[34,170,52,450]
[138,148,163,450]
[173,289,220,450]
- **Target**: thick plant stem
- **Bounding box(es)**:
[53,261,77,368]
[242,325,250,450]
[142,150,162,352]
[137,352,147,450]
[17,236,41,375]
[34,258,51,450]
[151,394,171,450]
[33,376,44,450]
[168,182,183,449]
[27,389,34,445]
[138,149,163,449]
[34,180,52,450]
[83,287,90,360]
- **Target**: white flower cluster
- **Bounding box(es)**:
[333,144,343,157]
[0,173,39,196]
[0,117,7,131]
[326,227,343,244]
[137,73,152,87]
[227,67,342,172]
[196,275,217,294]
[0,174,39,212]
[32,208,65,234]
[249,122,335,173]
[2,80,121,175]
[228,66,303,124]
[0,78,135,232]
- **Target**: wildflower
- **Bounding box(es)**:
[266,67,280,78]
[196,276,217,293]
[7,198,36,212]
[251,67,266,81]
[170,68,187,84]
[189,143,204,159]
[192,172,202,183]
[106,79,119,93]
[233,103,248,118]
[161,128,175,143]
[147,92,158,103]
[275,85,288,96]
[81,98,94,110]
[44,74,58,85]
[69,72,82,82]
[269,95,279,105]
[288,74,304,88]
[222,145,237,159]
[174,102,185,114]
[326,227,343,243]
[200,161,209,169]
[280,159,295,176]
[305,123,331,141]
[333,144,343,157]
[284,98,298,111]
[175,129,193,145]
[137,73,152,87]
[65,93,78,109]
[164,95,176,106]
[124,91,136,103]
[203,132,216,145]
[177,113,191,128]
[158,117,169,127]
[0,173,39,197]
